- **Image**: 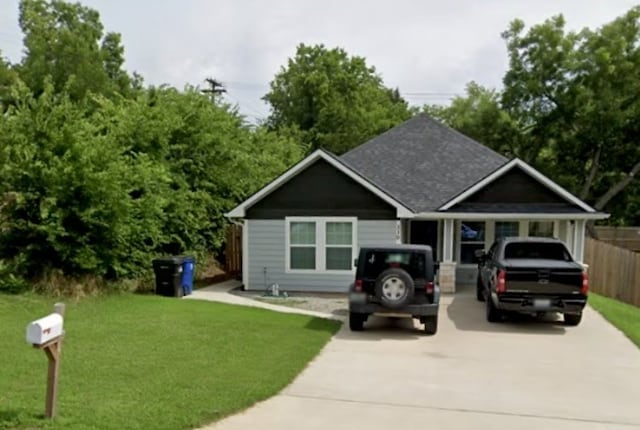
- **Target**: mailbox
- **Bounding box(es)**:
[26,313,64,345]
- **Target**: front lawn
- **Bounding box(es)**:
[589,293,640,348]
[0,293,340,430]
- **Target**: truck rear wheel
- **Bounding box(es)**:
[486,296,502,323]
[476,276,485,302]
[564,312,582,326]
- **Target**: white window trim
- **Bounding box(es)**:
[285,217,358,274]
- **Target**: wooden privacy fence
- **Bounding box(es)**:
[225,224,242,276]
[584,238,640,307]
[594,226,640,252]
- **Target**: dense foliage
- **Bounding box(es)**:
[264,44,414,155]
[427,7,640,226]
[0,0,303,291]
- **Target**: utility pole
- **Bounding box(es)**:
[201,78,226,103]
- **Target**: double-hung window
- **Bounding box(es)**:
[289,221,317,270]
[286,218,356,273]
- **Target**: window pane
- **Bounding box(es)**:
[461,243,485,264]
[290,247,315,269]
[529,221,554,238]
[504,242,570,261]
[461,222,485,242]
[326,222,352,245]
[326,247,352,270]
[363,251,426,279]
[290,222,315,245]
[496,221,519,240]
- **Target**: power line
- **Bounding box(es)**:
[223,93,267,121]
[221,80,463,97]
[402,92,461,96]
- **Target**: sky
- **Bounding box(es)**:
[0,0,637,121]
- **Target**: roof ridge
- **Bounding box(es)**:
[418,114,509,161]
[340,113,511,212]
[341,114,426,158]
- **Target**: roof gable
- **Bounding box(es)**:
[226,150,413,218]
[246,158,397,219]
[341,114,508,212]
[439,158,596,213]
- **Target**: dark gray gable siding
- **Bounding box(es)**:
[341,114,508,212]
[246,159,397,219]
[449,167,585,213]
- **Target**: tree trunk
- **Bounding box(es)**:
[586,221,599,239]
[593,160,640,211]
[579,145,601,201]
[586,159,640,239]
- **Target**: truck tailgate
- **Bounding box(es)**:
[503,259,584,295]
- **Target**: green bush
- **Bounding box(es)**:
[0,82,303,290]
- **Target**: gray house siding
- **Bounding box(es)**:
[246,219,397,292]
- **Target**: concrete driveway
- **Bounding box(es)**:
[204,289,640,430]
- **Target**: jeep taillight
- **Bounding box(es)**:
[581,272,589,295]
[355,279,363,292]
[496,270,506,293]
[425,281,434,295]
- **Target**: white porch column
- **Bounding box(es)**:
[442,219,454,262]
[573,219,586,262]
[439,218,456,294]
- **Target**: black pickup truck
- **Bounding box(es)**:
[476,237,588,326]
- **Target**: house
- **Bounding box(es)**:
[226,114,608,293]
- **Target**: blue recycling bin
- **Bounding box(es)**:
[180,256,195,295]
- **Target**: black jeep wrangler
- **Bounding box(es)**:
[348,244,440,334]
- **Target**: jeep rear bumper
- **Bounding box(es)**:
[349,302,439,317]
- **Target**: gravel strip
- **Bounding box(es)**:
[230,288,348,319]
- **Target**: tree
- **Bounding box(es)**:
[0,52,19,109]
[0,81,169,280]
[428,7,640,225]
[424,82,523,157]
[501,8,640,223]
[17,0,132,100]
[264,44,414,154]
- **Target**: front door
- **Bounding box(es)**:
[410,221,439,261]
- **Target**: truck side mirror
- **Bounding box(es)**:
[353,258,358,268]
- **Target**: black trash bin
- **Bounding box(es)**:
[152,256,185,297]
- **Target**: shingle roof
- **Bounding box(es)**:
[341,113,509,212]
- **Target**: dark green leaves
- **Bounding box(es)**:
[263,43,414,155]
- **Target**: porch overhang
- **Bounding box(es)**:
[412,212,610,221]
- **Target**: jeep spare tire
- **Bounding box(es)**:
[375,268,414,309]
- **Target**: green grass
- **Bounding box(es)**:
[0,293,340,430]
[589,293,640,348]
